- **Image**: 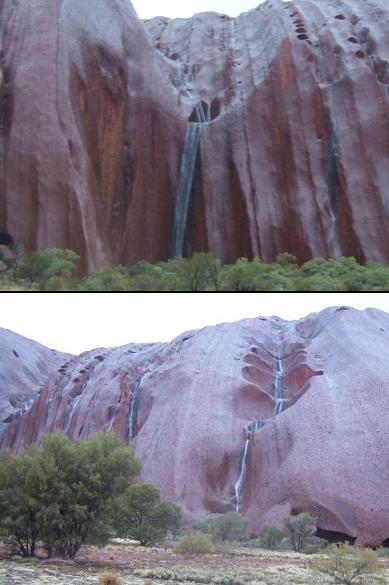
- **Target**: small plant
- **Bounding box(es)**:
[213,511,250,543]
[310,543,384,585]
[259,525,284,550]
[176,530,213,557]
[285,512,317,552]
[99,573,122,585]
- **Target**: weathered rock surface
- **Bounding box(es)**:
[1,0,389,270]
[0,328,69,431]
[1,307,389,546]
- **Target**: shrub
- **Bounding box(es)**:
[194,514,219,535]
[176,531,214,557]
[259,525,284,550]
[99,573,122,585]
[213,511,249,543]
[310,543,384,585]
[0,449,39,557]
[286,512,317,552]
[80,268,132,291]
[113,484,182,546]
[303,534,328,553]
[0,432,141,559]
[16,248,79,283]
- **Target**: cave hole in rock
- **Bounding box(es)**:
[210,97,222,120]
[12,350,19,358]
[348,37,359,44]
[335,14,346,20]
[316,527,356,544]
[0,232,14,247]
[382,538,389,548]
[297,34,309,40]
[296,27,307,34]
[355,50,365,58]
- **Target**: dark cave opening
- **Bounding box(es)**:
[0,232,14,247]
[316,527,356,544]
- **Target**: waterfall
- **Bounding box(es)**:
[234,439,250,513]
[128,376,144,442]
[274,337,284,415]
[248,419,263,433]
[0,422,7,442]
[234,418,263,512]
[170,123,202,258]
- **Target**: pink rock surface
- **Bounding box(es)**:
[1,307,389,545]
[0,328,69,424]
[1,0,389,269]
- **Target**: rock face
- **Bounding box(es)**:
[1,307,389,546]
[0,328,69,436]
[1,0,389,271]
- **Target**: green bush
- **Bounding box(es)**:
[310,542,384,585]
[0,432,140,558]
[0,449,39,557]
[302,534,328,553]
[79,267,132,291]
[212,512,250,543]
[286,512,317,552]
[176,531,214,557]
[259,525,284,550]
[194,514,219,535]
[6,248,389,291]
[113,484,182,546]
[16,248,79,283]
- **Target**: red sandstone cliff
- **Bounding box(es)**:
[1,308,389,546]
[0,0,389,270]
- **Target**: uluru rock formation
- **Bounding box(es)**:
[1,306,389,546]
[1,0,389,272]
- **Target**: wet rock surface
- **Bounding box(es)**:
[0,328,69,430]
[0,0,389,269]
[1,307,389,545]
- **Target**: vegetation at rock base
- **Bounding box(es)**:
[0,448,39,557]
[259,525,284,550]
[0,432,181,559]
[176,530,214,557]
[310,542,385,585]
[286,512,318,552]
[195,511,250,544]
[2,247,389,291]
[113,484,182,546]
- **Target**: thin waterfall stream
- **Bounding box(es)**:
[234,332,285,512]
[128,375,145,442]
[0,422,7,442]
[170,64,209,258]
[274,336,285,415]
[234,418,264,512]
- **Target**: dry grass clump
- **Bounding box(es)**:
[98,572,122,585]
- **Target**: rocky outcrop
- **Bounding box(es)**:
[0,0,389,270]
[0,328,69,438]
[1,307,389,546]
